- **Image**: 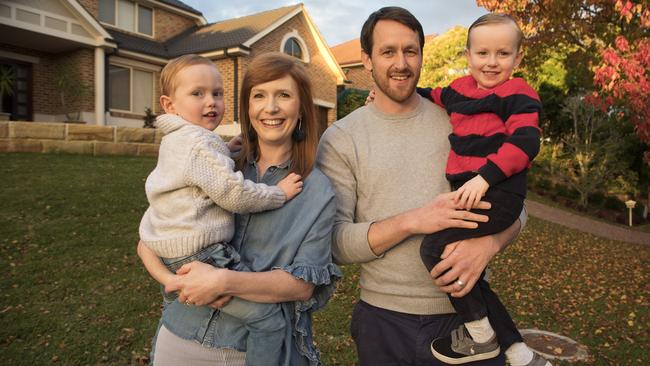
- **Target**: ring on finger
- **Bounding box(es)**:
[456,279,465,289]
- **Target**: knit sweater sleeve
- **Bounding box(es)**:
[316,124,380,265]
[185,141,286,214]
[478,80,542,186]
[416,87,444,108]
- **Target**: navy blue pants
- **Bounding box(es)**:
[351,300,506,365]
[420,187,524,351]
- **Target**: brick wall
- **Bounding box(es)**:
[214,58,237,124]
[0,44,94,118]
[343,65,375,91]
[155,9,197,41]
[76,0,98,19]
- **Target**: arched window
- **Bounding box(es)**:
[280,31,309,62]
[283,37,303,60]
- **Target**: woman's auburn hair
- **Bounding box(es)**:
[236,52,318,177]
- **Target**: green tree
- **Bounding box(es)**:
[419,26,468,88]
[553,96,634,208]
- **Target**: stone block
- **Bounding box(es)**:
[42,140,94,155]
[94,142,138,156]
[0,138,42,153]
[116,127,155,143]
[68,124,114,142]
[154,129,166,144]
[13,122,66,140]
[0,123,7,138]
[137,143,160,157]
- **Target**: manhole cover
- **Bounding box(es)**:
[520,329,589,361]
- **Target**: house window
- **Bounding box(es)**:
[109,64,153,114]
[280,31,309,62]
[99,0,153,36]
[283,38,303,60]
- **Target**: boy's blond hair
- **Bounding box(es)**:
[467,13,524,51]
[160,54,216,96]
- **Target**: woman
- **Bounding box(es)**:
[139,52,341,365]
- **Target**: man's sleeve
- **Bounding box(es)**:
[316,125,382,265]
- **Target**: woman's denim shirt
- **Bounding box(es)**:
[159,158,342,366]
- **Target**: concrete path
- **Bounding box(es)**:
[525,199,650,245]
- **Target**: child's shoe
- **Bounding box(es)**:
[525,352,552,366]
[431,324,500,364]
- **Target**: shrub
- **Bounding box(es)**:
[603,196,623,210]
[535,178,552,190]
[143,107,156,128]
[337,88,369,120]
[589,192,606,206]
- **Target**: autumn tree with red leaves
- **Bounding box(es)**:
[477,0,649,151]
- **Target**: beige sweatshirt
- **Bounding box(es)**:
[317,98,457,315]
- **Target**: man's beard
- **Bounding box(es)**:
[372,67,419,104]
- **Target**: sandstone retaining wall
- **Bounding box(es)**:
[0,122,167,157]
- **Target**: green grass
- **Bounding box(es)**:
[1,153,648,365]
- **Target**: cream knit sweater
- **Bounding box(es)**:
[139,114,285,258]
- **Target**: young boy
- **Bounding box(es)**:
[137,54,301,365]
[417,14,550,366]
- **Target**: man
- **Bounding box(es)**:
[317,7,523,365]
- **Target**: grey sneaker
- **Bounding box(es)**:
[526,352,552,366]
[431,324,500,364]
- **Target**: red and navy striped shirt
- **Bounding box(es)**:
[418,75,542,197]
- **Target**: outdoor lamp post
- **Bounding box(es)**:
[625,200,636,227]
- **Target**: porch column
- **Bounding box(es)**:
[94,47,106,125]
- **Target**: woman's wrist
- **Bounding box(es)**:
[211,267,235,296]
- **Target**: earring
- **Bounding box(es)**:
[292,117,305,141]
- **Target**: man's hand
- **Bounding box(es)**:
[454,175,489,210]
[365,89,376,105]
[408,191,490,235]
[367,191,491,256]
[430,235,501,297]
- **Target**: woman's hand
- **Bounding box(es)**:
[165,261,231,306]
[208,295,233,309]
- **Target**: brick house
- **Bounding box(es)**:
[331,34,437,91]
[0,1,345,133]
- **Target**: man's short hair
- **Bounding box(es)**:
[360,7,425,55]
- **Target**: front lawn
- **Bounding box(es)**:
[1,153,648,365]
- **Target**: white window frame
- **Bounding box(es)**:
[99,0,155,38]
[280,30,309,63]
[108,62,156,115]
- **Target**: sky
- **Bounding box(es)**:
[181,1,489,46]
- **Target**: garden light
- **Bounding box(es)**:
[625,200,636,227]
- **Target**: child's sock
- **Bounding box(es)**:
[464,317,495,343]
[505,342,534,366]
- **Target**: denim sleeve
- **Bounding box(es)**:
[273,194,342,364]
